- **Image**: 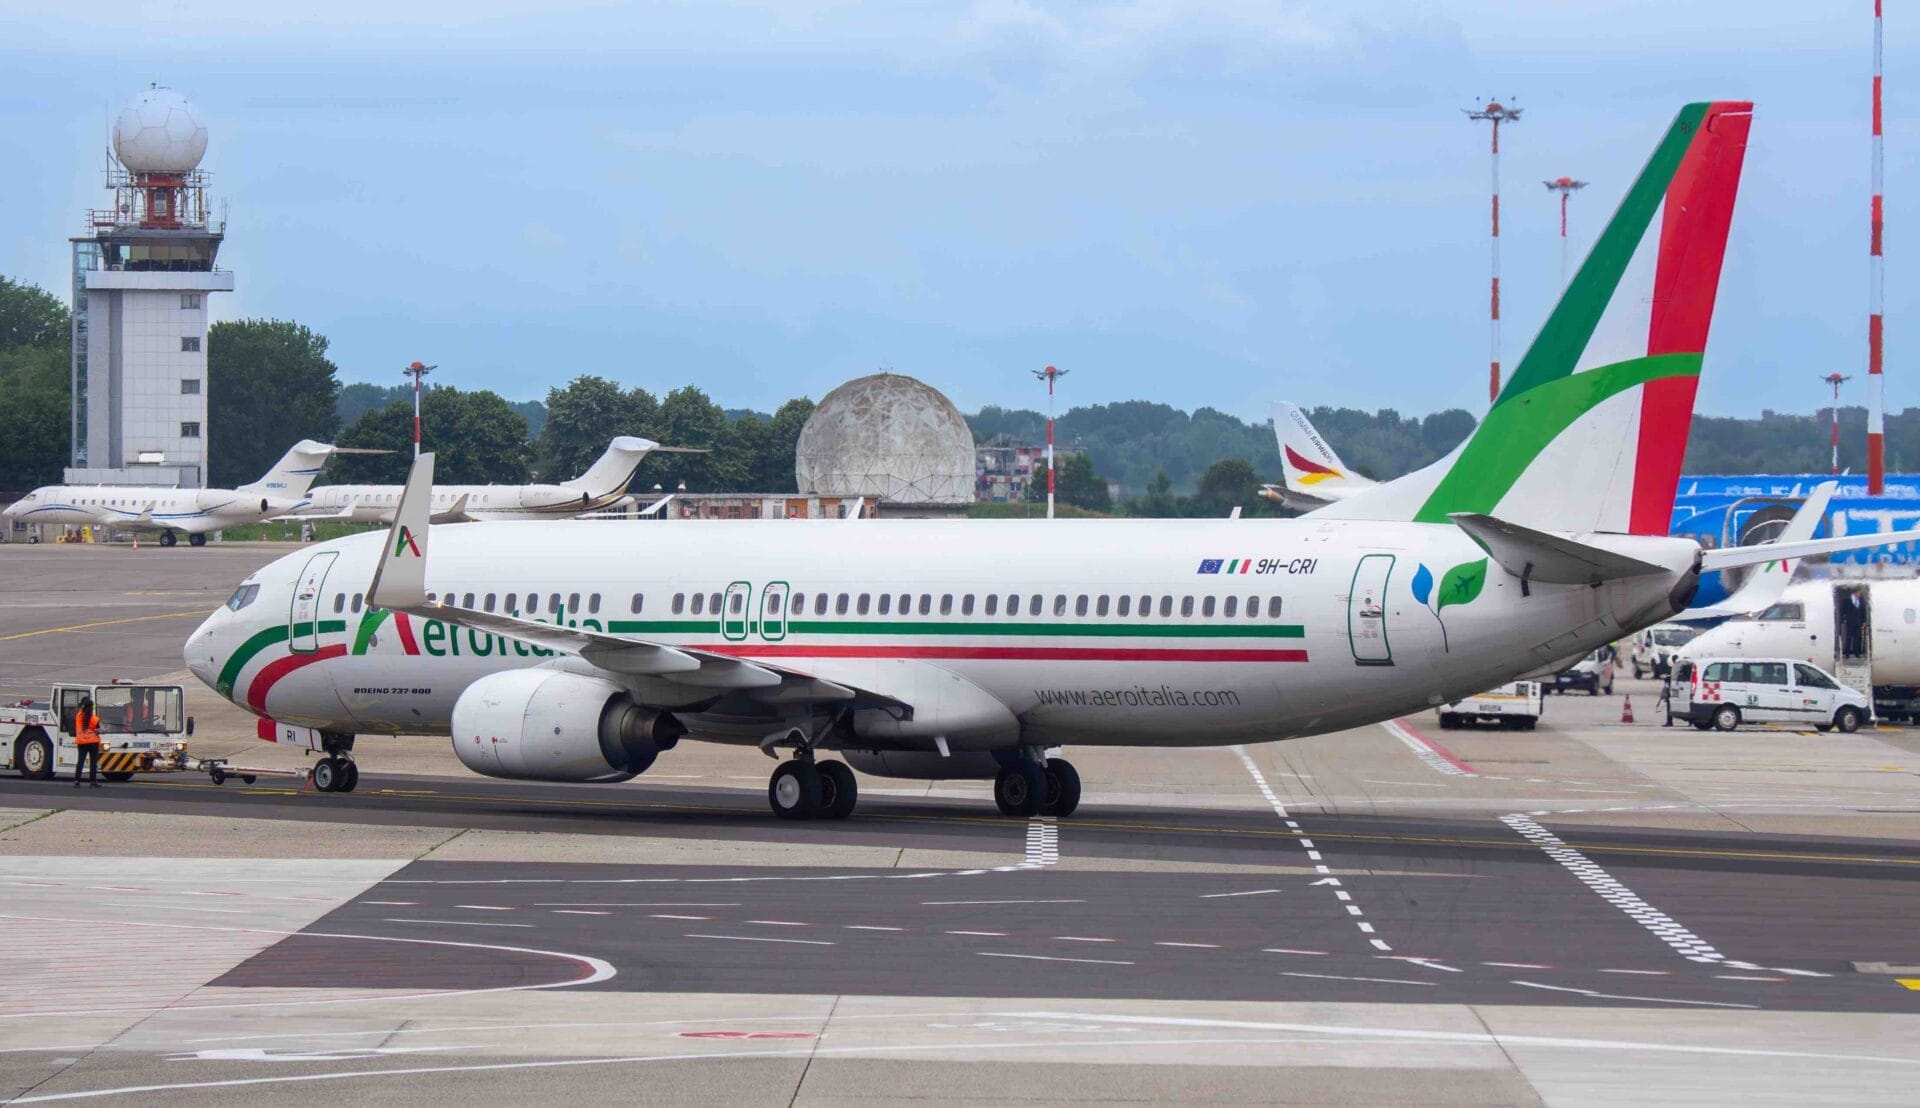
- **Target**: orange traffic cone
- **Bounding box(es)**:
[1621,695,1635,724]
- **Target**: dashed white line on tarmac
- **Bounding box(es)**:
[946,930,1008,937]
[1482,961,1553,970]
[978,952,1134,966]
[1279,971,1436,987]
[649,914,709,921]
[845,925,903,932]
[551,910,609,917]
[385,919,532,929]
[1199,888,1280,899]
[744,920,809,927]
[1053,936,1117,943]
[1233,745,1394,954]
[455,905,515,911]
[684,934,835,946]
[1261,948,1328,957]
[1512,980,1758,1009]
[921,899,1084,906]
[1598,968,1668,976]
[1156,941,1221,949]
[534,902,740,908]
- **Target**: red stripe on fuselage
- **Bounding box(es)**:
[704,644,1309,663]
[393,612,421,655]
[1629,100,1752,535]
[246,645,347,714]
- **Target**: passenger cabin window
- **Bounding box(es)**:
[767,593,783,614]
[815,594,829,616]
[527,594,541,615]
[691,593,705,616]
[1159,596,1173,617]
[1247,595,1260,619]
[918,594,932,616]
[1268,597,1284,618]
[332,594,344,614]
[940,594,953,616]
[1074,595,1088,617]
[1202,596,1216,617]
[551,593,563,614]
[857,593,871,615]
[351,593,363,613]
[836,593,849,615]
[463,592,476,608]
[732,592,747,614]
[984,595,997,616]
[568,593,581,614]
[588,594,601,615]
[877,594,890,615]
[899,593,912,614]
[1116,595,1130,617]
[1180,596,1195,617]
[672,593,685,614]
[1223,596,1237,617]
[1053,595,1067,617]
[1028,595,1043,617]
[962,594,975,616]
[709,592,722,614]
[629,593,642,614]
[791,593,805,614]
[485,593,497,613]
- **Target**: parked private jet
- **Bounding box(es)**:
[3,440,353,547]
[292,436,670,523]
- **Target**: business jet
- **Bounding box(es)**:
[3,440,351,547]
[183,102,1911,820]
[292,436,666,524]
[1258,402,1379,512]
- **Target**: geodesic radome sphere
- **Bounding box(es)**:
[795,373,976,504]
[113,86,208,174]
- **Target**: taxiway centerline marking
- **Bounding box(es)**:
[977,952,1134,966]
[385,918,531,929]
[1511,980,1758,1009]
[683,933,834,946]
[1233,745,1393,954]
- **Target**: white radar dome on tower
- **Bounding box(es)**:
[113,85,208,174]
[795,373,976,504]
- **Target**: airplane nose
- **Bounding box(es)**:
[184,614,221,692]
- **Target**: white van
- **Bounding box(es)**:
[1629,622,1700,678]
[1671,656,1872,733]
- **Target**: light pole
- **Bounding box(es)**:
[403,361,436,458]
[1823,372,1852,475]
[1466,100,1522,402]
[1543,176,1588,287]
[1032,365,1069,519]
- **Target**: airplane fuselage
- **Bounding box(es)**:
[3,486,298,535]
[297,483,620,523]
[187,518,1697,753]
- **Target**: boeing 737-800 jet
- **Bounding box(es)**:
[293,436,665,523]
[183,102,1909,820]
[3,440,351,547]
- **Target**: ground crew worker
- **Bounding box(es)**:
[72,696,102,788]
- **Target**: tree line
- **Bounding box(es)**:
[1,275,1914,506]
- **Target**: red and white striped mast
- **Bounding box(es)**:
[1467,100,1521,402]
[1543,176,1588,288]
[1869,0,1887,493]
[1032,365,1068,519]
[1823,372,1852,474]
[403,360,435,459]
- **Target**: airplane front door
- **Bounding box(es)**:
[288,551,338,654]
[1348,553,1395,666]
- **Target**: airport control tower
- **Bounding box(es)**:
[66,85,233,488]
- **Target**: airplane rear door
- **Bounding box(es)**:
[1348,554,1395,666]
[288,551,338,654]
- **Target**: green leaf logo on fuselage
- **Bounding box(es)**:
[1412,557,1488,651]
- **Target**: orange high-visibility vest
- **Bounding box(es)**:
[74,711,101,746]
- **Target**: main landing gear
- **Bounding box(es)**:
[768,754,857,821]
[994,752,1081,818]
[187,533,206,548]
[158,531,177,548]
[310,734,360,793]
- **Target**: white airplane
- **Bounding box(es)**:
[1668,481,1836,622]
[294,436,667,524]
[3,440,349,547]
[184,102,1912,819]
[1258,402,1379,511]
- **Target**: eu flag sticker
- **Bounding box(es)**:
[1197,558,1224,574]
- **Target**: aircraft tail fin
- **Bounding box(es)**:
[1318,102,1753,534]
[238,440,336,497]
[561,437,656,497]
[369,453,432,612]
[1272,402,1377,504]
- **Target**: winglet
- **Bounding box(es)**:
[369,452,433,611]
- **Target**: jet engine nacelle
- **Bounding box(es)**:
[450,669,684,782]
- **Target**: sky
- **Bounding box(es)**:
[0,1,1908,423]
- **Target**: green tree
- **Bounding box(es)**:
[756,397,816,491]
[0,344,70,490]
[1035,452,1112,513]
[0,277,69,351]
[1190,457,1265,518]
[1128,469,1180,518]
[537,375,660,481]
[328,387,530,484]
[651,385,733,490]
[207,319,341,488]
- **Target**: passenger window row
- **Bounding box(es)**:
[655,590,1286,620]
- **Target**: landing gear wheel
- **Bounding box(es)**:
[994,764,1046,818]
[816,760,857,820]
[769,761,822,820]
[1041,759,1082,818]
[158,531,177,548]
[1711,705,1741,732]
[1834,706,1864,734]
[187,533,206,548]
[311,757,342,793]
[339,761,360,792]
[17,735,53,780]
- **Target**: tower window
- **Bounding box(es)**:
[180,379,200,395]
[180,421,200,438]
[181,293,200,309]
[180,336,200,352]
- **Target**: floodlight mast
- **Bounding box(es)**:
[1033,365,1069,519]
[403,361,436,459]
[1466,100,1521,402]
[1823,372,1853,475]
[1869,0,1887,493]
[1543,176,1589,288]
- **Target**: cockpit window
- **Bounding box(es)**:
[225,583,261,611]
[1757,602,1805,622]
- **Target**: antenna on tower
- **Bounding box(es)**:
[1465,99,1521,403]
[1823,372,1853,476]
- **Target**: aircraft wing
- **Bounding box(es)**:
[429,493,471,525]
[1449,513,1666,585]
[367,454,904,708]
[1699,528,1920,573]
[1258,483,1332,513]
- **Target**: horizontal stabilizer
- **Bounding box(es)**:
[1671,481,1835,621]
[1700,529,1920,573]
[1449,513,1666,586]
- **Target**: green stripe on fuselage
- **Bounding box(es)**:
[606,619,1305,639]
[215,619,347,697]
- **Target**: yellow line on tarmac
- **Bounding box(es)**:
[1899,979,1920,991]
[0,609,209,643]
